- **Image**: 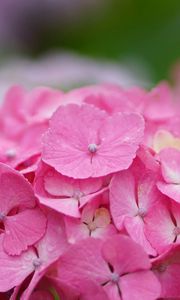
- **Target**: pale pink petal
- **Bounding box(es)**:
[137,173,160,212]
[145,201,175,253]
[110,170,138,230]
[0,235,36,292]
[44,170,75,197]
[0,86,26,138]
[153,130,180,153]
[3,208,47,255]
[124,216,156,256]
[137,145,160,172]
[10,122,48,169]
[39,197,80,218]
[159,148,180,184]
[143,82,175,121]
[91,224,117,240]
[25,87,62,122]
[0,164,35,214]
[121,271,161,300]
[44,168,102,197]
[79,186,108,208]
[102,235,151,275]
[157,181,180,203]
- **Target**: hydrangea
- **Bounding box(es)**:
[0,82,179,299]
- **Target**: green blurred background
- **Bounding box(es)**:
[1,0,180,85]
[36,0,180,83]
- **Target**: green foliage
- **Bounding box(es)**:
[36,0,180,82]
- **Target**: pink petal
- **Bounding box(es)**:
[57,238,111,287]
[137,173,160,212]
[110,170,138,229]
[11,122,48,169]
[39,197,80,218]
[0,163,35,214]
[42,104,107,178]
[103,283,121,300]
[35,162,105,217]
[19,211,68,300]
[93,113,144,177]
[157,181,180,203]
[42,104,144,178]
[155,264,180,298]
[3,208,47,255]
[80,280,111,300]
[65,217,89,244]
[0,86,26,138]
[36,211,68,264]
[102,235,151,275]
[143,82,175,121]
[153,130,180,153]
[144,200,175,254]
[159,148,180,184]
[124,216,156,256]
[44,168,102,197]
[121,271,161,300]
[91,224,117,240]
[152,244,180,298]
[25,87,62,122]
[0,235,36,292]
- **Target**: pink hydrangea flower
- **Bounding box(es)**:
[54,235,161,300]
[0,85,62,134]
[64,196,116,244]
[0,211,68,294]
[34,162,108,217]
[109,163,159,255]
[0,86,62,173]
[0,80,179,298]
[0,163,46,255]
[42,103,144,178]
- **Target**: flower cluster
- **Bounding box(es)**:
[0,82,180,299]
